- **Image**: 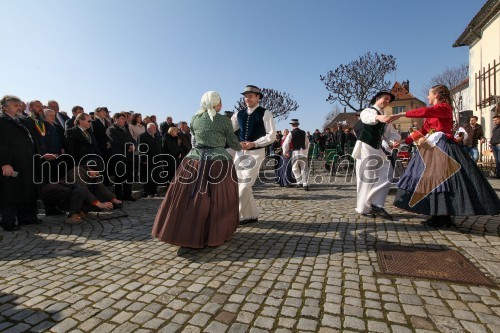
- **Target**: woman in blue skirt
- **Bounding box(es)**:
[391,85,500,227]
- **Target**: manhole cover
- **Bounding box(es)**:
[377,245,496,287]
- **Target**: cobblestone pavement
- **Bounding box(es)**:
[1,171,499,333]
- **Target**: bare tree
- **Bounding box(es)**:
[422,63,469,112]
[234,88,299,121]
[323,104,342,128]
[320,52,397,111]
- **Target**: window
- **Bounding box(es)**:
[392,106,406,114]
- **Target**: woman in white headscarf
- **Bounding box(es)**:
[152,91,243,250]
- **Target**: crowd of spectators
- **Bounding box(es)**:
[0,95,191,230]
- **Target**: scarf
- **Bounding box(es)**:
[194,91,221,121]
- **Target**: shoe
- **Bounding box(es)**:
[304,185,309,191]
[45,207,65,216]
[65,214,84,224]
[20,218,43,225]
[370,205,393,220]
[240,218,258,225]
[1,224,20,231]
[122,196,137,202]
[426,215,453,227]
[360,213,375,218]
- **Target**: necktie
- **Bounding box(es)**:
[83,131,91,142]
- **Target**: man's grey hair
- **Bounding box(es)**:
[44,108,55,116]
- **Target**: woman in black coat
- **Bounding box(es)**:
[161,126,181,184]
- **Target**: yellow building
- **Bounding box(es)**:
[453,0,499,139]
[386,80,426,133]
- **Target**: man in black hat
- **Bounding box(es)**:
[232,85,276,224]
[283,119,310,190]
[352,91,400,219]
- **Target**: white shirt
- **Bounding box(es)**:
[454,126,468,141]
[56,113,66,127]
[231,105,276,147]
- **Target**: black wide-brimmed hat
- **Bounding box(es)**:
[241,85,263,98]
[370,91,395,105]
[223,111,234,118]
[289,118,300,125]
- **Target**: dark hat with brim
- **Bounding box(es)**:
[223,111,234,117]
[241,85,263,98]
[289,118,300,125]
[370,91,395,105]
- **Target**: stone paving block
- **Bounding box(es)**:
[410,316,435,330]
[366,308,384,319]
[390,324,413,333]
[181,325,202,333]
[321,314,341,329]
[367,320,390,333]
[112,322,140,332]
[30,321,54,333]
[157,323,182,333]
[78,318,102,332]
[343,316,365,331]
[277,317,296,329]
[460,320,488,333]
[430,315,464,333]
[204,321,229,333]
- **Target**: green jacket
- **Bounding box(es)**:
[186,112,241,160]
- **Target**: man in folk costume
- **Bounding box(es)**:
[352,91,400,219]
[232,85,276,224]
[282,119,310,190]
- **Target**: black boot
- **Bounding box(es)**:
[114,184,123,200]
[427,215,453,227]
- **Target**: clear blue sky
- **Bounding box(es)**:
[1,0,483,132]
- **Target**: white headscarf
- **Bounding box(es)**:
[195,91,221,121]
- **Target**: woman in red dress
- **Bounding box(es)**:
[392,85,500,227]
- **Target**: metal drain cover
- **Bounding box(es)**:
[377,245,496,287]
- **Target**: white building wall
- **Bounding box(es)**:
[468,11,500,140]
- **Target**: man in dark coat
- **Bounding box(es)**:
[159,116,175,136]
[41,108,65,190]
[91,107,111,158]
[65,113,101,168]
[335,126,346,155]
[138,123,162,197]
[65,105,84,131]
[0,95,41,231]
[48,100,69,138]
[177,121,192,160]
[106,112,137,201]
[91,107,112,185]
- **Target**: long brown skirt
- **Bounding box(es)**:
[152,158,239,249]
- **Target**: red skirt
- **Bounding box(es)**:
[152,158,239,249]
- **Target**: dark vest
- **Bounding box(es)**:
[358,107,386,149]
[291,128,306,150]
[237,107,266,142]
